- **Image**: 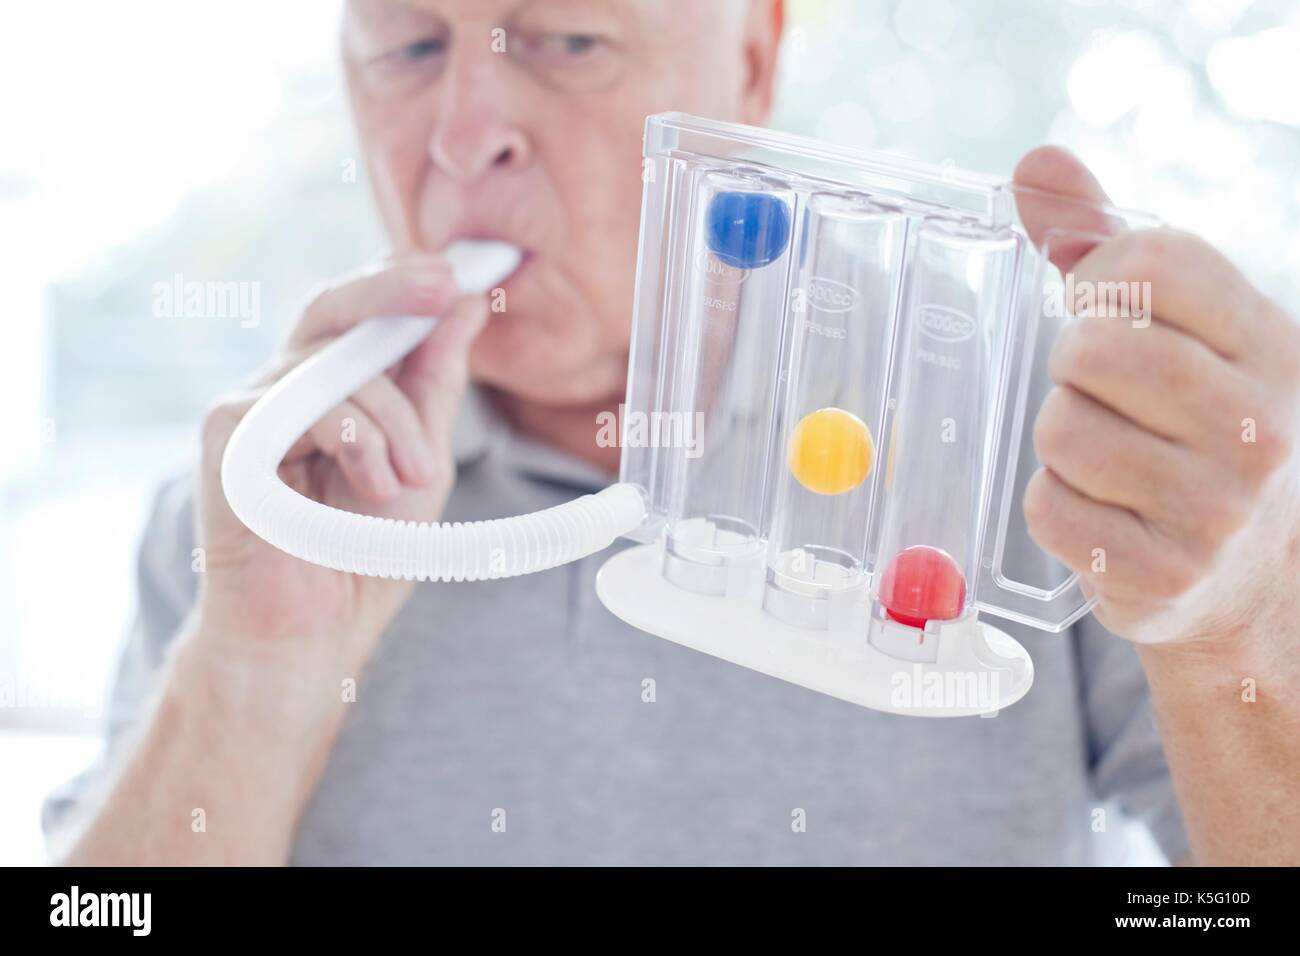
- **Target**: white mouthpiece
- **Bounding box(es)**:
[444,239,523,294]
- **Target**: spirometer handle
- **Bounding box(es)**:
[977,269,1098,634]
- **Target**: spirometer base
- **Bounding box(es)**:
[595,543,1034,718]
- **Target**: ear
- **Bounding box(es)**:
[739,0,785,126]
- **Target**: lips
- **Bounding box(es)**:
[495,248,535,296]
[421,176,560,264]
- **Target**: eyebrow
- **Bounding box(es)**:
[381,0,641,22]
[349,0,639,50]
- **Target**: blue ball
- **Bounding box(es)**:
[705,191,792,270]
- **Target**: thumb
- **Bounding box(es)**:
[1012,145,1124,275]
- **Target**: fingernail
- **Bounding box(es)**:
[373,463,401,500]
[411,264,453,301]
[407,438,437,484]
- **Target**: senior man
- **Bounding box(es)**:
[47,0,1300,865]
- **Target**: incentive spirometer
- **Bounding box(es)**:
[222,114,1157,717]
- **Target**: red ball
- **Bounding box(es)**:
[878,546,967,629]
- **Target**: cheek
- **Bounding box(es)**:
[362,130,434,243]
[467,259,630,388]
[531,123,644,316]
[564,187,640,312]
[469,313,606,394]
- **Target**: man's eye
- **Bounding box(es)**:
[508,28,625,92]
[392,37,446,63]
[540,33,604,58]
[356,33,449,94]
[370,36,446,72]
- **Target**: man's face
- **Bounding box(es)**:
[342,0,778,406]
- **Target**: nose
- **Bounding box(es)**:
[431,117,528,179]
[428,58,530,180]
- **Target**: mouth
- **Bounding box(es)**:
[495,248,536,298]
[443,227,535,277]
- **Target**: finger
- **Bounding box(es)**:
[251,339,436,487]
[287,400,400,504]
[350,375,437,485]
[1047,312,1253,450]
[1022,467,1195,603]
[1071,228,1277,363]
[397,294,491,443]
[1012,145,1125,274]
[1032,385,1246,542]
[200,389,261,480]
[291,254,459,348]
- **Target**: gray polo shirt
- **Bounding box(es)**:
[46,389,1189,864]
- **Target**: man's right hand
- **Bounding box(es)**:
[193,253,488,675]
[58,253,489,865]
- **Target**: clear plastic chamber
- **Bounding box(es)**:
[620,113,1157,635]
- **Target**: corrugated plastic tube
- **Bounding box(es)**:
[220,240,646,581]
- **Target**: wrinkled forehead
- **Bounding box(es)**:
[347,0,648,26]
[343,0,741,34]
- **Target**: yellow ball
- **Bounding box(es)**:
[787,407,875,496]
